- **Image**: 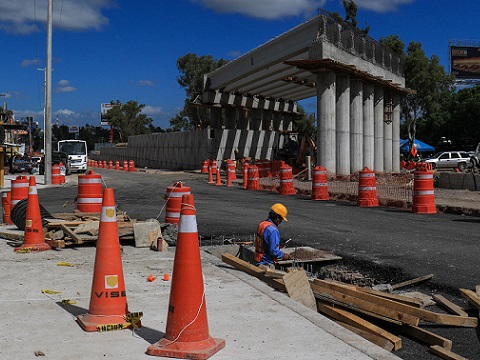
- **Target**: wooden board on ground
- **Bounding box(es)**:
[355,286,424,308]
[334,320,394,352]
[397,324,452,350]
[429,345,467,360]
[459,288,480,311]
[221,253,286,292]
[317,301,402,350]
[391,274,433,290]
[0,226,24,241]
[313,279,478,328]
[432,294,468,317]
[282,269,316,311]
[398,291,436,307]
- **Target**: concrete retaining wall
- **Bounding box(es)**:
[92,129,281,170]
[436,172,480,191]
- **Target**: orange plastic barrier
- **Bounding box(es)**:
[128,160,136,172]
[357,167,379,207]
[201,159,209,174]
[123,160,128,171]
[146,194,225,358]
[59,162,66,184]
[278,163,296,195]
[311,166,329,200]
[412,164,436,214]
[164,182,191,224]
[114,160,120,170]
[246,165,260,191]
[51,164,62,185]
[2,191,13,224]
[10,175,29,208]
[108,160,113,169]
[242,162,250,189]
[77,171,103,213]
[226,159,236,181]
[14,176,51,253]
[76,188,141,332]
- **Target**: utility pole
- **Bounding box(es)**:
[44,0,53,184]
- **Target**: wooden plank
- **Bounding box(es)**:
[258,265,287,278]
[334,320,394,352]
[45,238,65,248]
[221,253,286,292]
[354,286,424,307]
[317,302,402,350]
[459,288,480,310]
[60,224,84,245]
[311,282,420,326]
[476,285,480,295]
[432,294,468,317]
[391,274,433,290]
[283,269,317,311]
[397,324,452,350]
[429,345,467,360]
[313,279,477,328]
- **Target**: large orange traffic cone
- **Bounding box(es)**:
[76,188,141,332]
[15,176,51,253]
[146,194,225,359]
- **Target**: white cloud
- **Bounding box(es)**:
[58,79,70,86]
[0,0,113,34]
[356,0,415,13]
[21,59,39,68]
[57,86,77,93]
[193,0,328,20]
[192,0,414,19]
[138,80,155,87]
[142,105,165,117]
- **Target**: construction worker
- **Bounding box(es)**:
[254,203,291,266]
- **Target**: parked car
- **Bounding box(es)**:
[10,155,34,174]
[424,151,473,171]
[38,151,71,175]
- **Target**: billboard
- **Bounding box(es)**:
[450,46,480,79]
[101,103,113,126]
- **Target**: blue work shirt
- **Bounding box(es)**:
[256,219,285,266]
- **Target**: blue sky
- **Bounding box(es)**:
[0,0,477,130]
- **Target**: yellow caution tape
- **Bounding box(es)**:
[42,289,62,295]
[61,299,77,305]
[57,261,74,267]
[97,323,130,332]
[15,247,33,253]
[124,311,143,329]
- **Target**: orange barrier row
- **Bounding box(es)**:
[88,159,136,172]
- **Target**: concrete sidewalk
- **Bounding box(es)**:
[0,240,400,360]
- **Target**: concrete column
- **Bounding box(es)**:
[210,107,223,129]
[238,108,248,130]
[350,79,363,173]
[363,83,374,170]
[383,94,393,172]
[224,107,236,129]
[374,86,384,172]
[251,109,262,130]
[392,93,401,172]
[317,71,336,173]
[336,74,350,175]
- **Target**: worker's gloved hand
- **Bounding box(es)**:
[282,253,291,261]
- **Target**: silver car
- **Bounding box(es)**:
[425,151,473,171]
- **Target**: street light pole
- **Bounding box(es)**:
[44,0,53,184]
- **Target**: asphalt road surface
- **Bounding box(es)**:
[38,169,480,360]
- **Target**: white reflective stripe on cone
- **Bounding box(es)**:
[414,190,435,195]
[166,191,190,198]
[178,214,197,233]
[100,206,117,222]
[165,211,180,218]
[359,186,376,191]
[77,197,103,203]
[414,174,433,179]
[78,178,102,184]
[28,187,38,194]
[359,173,375,178]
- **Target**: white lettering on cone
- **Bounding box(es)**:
[178,214,197,233]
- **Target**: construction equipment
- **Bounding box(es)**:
[274,131,317,168]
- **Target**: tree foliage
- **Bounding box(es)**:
[170,53,228,131]
[105,100,153,142]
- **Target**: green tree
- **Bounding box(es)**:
[170,53,228,131]
[447,85,480,148]
[105,100,153,142]
[380,35,405,59]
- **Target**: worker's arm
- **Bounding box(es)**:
[263,226,286,260]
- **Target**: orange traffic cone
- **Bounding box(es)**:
[146,194,225,359]
[207,164,214,184]
[215,169,222,186]
[76,188,141,332]
[15,176,51,253]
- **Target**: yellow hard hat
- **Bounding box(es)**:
[271,203,288,221]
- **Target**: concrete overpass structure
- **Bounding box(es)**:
[202,10,410,174]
